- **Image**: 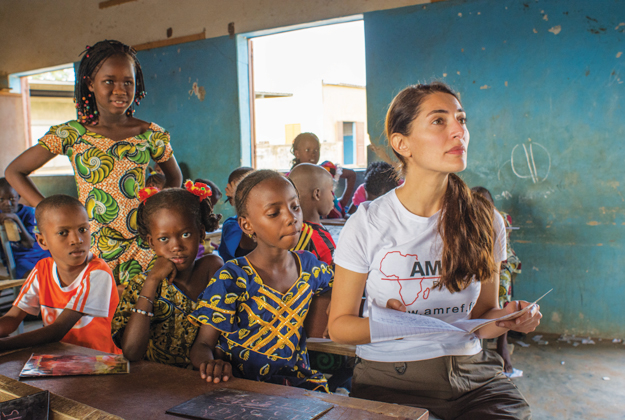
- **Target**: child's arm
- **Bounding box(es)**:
[0,307,82,351]
[117,257,177,361]
[5,145,57,207]
[338,168,357,210]
[157,157,183,189]
[0,307,28,338]
[190,324,232,384]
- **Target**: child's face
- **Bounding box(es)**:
[0,187,19,214]
[294,137,320,165]
[88,54,136,118]
[37,206,91,270]
[146,207,202,272]
[240,177,303,250]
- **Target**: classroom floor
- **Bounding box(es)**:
[509,332,625,420]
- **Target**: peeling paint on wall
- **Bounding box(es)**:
[549,25,562,35]
[617,52,622,58]
[188,81,206,101]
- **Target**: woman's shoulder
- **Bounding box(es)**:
[145,121,167,133]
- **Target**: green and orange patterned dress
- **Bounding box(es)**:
[38,120,175,285]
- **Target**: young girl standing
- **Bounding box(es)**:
[290,133,356,218]
[328,83,541,419]
[189,170,333,391]
[6,40,182,286]
[111,183,223,367]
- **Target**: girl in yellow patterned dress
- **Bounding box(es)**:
[6,40,182,288]
[111,183,223,367]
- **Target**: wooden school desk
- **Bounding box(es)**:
[0,343,429,420]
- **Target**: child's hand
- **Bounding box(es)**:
[199,359,232,383]
[147,256,178,285]
[496,300,542,333]
[386,298,406,312]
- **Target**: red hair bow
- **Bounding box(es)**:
[138,186,160,203]
[184,180,212,201]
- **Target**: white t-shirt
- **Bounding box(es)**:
[334,189,506,362]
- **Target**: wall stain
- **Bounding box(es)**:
[188,81,206,101]
[549,25,562,35]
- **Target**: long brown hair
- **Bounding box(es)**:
[385,82,497,292]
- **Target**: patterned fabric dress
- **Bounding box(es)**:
[189,251,333,392]
[38,120,174,284]
[111,273,200,368]
[499,211,522,308]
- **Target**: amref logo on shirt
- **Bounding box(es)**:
[379,251,441,306]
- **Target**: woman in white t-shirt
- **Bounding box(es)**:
[328,83,541,420]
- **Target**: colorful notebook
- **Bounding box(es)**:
[167,388,334,420]
[19,354,129,378]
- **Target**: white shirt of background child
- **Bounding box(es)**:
[335,189,506,362]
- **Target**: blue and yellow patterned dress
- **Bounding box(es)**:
[189,251,333,392]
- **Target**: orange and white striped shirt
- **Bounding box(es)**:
[15,254,121,354]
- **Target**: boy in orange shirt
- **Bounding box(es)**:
[0,195,121,354]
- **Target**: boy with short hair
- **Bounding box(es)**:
[288,163,337,265]
[0,195,121,354]
[0,178,50,278]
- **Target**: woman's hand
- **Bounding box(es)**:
[146,256,177,285]
[496,301,542,333]
[386,298,406,312]
[199,359,232,383]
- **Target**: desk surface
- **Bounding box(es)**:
[0,343,428,420]
[0,278,25,291]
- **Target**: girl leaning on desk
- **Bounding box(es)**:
[327,82,541,420]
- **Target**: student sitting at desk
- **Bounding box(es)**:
[111,183,223,368]
[288,164,337,266]
[0,178,50,278]
[218,167,256,262]
[189,170,332,392]
[0,195,120,354]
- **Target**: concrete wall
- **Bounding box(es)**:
[0,93,26,177]
[365,0,625,337]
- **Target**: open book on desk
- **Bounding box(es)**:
[370,289,552,343]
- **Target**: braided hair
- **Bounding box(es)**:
[75,40,146,125]
[136,188,221,242]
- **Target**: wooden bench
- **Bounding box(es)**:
[307,338,357,357]
[0,343,428,420]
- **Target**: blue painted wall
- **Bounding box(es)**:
[365,0,625,337]
[136,36,243,218]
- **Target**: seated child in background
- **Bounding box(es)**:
[0,195,120,354]
[288,164,336,266]
[290,133,356,218]
[194,178,222,257]
[145,172,166,189]
[0,178,51,278]
[218,167,255,261]
[111,183,223,368]
[189,170,333,392]
[195,178,222,209]
[348,161,400,214]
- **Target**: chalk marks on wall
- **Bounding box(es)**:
[501,141,551,184]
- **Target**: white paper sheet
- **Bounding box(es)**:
[369,289,552,342]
